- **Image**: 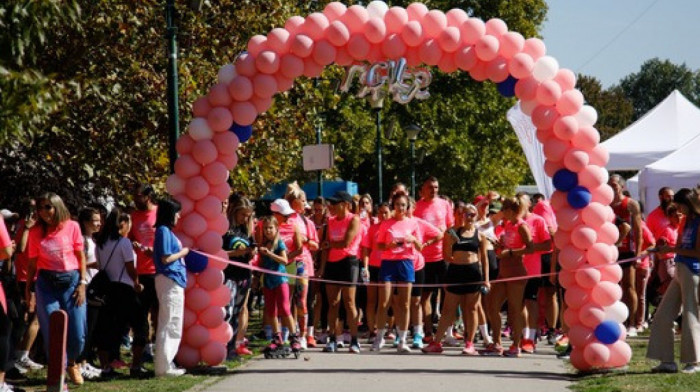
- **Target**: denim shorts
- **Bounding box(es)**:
[379,259,415,283]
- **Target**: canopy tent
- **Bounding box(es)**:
[638,133,700,215]
[602,90,700,171]
[626,173,640,201]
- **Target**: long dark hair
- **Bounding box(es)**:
[155,198,181,229]
[96,207,130,247]
[78,207,100,236]
[674,188,700,218]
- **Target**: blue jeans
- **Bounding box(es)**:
[36,269,87,361]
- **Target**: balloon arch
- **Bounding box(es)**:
[165,1,630,371]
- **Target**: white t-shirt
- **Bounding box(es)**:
[96,237,136,286]
[85,237,98,282]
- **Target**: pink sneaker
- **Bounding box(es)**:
[236,344,253,356]
[503,345,521,358]
[461,341,478,356]
[421,341,443,354]
[480,343,504,356]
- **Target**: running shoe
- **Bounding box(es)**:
[412,333,424,349]
[452,331,464,340]
[461,341,478,356]
[236,343,253,356]
[503,345,521,358]
[110,359,128,369]
[627,327,638,337]
[520,339,536,354]
[367,331,377,345]
[299,337,308,350]
[682,364,699,374]
[337,341,346,349]
[16,356,43,371]
[421,341,443,354]
[80,363,101,380]
[501,326,512,338]
[349,342,361,354]
[323,341,337,353]
[651,362,678,373]
[385,331,396,341]
[306,335,317,348]
[397,341,412,354]
[371,337,385,352]
[555,334,569,348]
[444,335,460,347]
[480,343,504,356]
[66,364,84,385]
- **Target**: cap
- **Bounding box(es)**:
[270,199,295,216]
[488,201,502,214]
[472,195,486,206]
[0,209,19,221]
[328,191,353,204]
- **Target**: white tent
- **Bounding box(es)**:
[638,133,700,215]
[626,173,640,201]
[602,90,700,171]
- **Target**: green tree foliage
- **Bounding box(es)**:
[576,75,634,141]
[0,0,547,210]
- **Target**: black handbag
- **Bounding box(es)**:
[86,240,118,307]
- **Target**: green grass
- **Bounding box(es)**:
[570,336,700,392]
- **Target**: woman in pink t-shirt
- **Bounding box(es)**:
[653,204,682,297]
[484,195,533,358]
[361,202,391,345]
[26,192,87,385]
[373,193,424,353]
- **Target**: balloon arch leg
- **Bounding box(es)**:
[166,2,630,371]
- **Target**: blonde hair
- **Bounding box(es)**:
[284,181,304,203]
[502,195,527,217]
[36,192,72,234]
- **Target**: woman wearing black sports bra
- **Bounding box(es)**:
[422,204,489,355]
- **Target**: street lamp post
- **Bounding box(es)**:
[165,0,179,174]
[404,124,421,199]
[370,96,384,203]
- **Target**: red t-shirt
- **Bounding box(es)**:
[130,208,157,274]
[376,217,423,261]
[28,220,84,272]
[361,222,383,268]
[414,198,454,262]
[288,213,317,277]
[523,213,551,276]
[327,213,362,262]
[657,224,679,260]
[0,217,10,312]
[646,206,670,240]
[413,217,441,271]
[533,200,557,233]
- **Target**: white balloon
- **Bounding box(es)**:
[188,118,214,141]
[217,64,237,84]
[603,301,629,324]
[532,55,559,82]
[367,1,389,18]
[575,105,598,127]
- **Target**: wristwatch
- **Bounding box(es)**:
[79,279,88,285]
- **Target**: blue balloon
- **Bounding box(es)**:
[229,123,253,143]
[594,320,622,344]
[185,251,208,273]
[497,76,518,97]
[568,185,592,209]
[553,169,578,191]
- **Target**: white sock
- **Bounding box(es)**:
[529,329,537,341]
[398,329,408,344]
[446,325,454,337]
[414,325,424,336]
[16,350,29,361]
[479,325,492,343]
[308,326,315,337]
[522,328,531,341]
[377,328,386,342]
[282,327,290,342]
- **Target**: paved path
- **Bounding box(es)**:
[203,342,572,392]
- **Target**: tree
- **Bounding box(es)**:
[576,74,634,141]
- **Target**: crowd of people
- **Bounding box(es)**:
[0,175,699,391]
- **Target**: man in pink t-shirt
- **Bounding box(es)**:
[413,176,454,337]
[647,187,674,239]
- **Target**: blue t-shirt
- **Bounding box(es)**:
[261,239,287,289]
[153,226,187,288]
[676,216,700,275]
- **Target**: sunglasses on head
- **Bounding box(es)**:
[465,212,477,217]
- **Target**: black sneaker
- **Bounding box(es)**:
[101,367,119,379]
[130,366,154,379]
[141,351,154,363]
[6,366,28,383]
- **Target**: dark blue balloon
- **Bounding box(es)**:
[553,169,578,191]
[497,76,518,97]
[185,251,208,273]
[594,320,622,344]
[230,123,253,143]
[568,185,592,209]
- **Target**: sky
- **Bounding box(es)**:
[540,0,700,87]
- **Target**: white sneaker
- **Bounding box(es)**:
[627,327,638,337]
[164,368,186,377]
[652,362,678,373]
[0,382,13,392]
[299,338,308,350]
[17,356,44,370]
[397,341,412,353]
[682,364,700,374]
[444,335,460,347]
[81,363,101,380]
[371,337,385,352]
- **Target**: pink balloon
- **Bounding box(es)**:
[532,105,560,130]
[311,40,336,65]
[536,128,554,144]
[210,321,233,344]
[579,165,608,190]
[176,344,200,368]
[382,33,407,59]
[418,39,442,65]
[347,33,370,60]
[197,268,225,291]
[301,13,329,41]
[564,149,590,173]
[199,306,225,329]
[210,285,231,307]
[216,151,238,170]
[290,34,314,58]
[486,57,508,83]
[326,20,350,46]
[576,268,602,290]
[302,57,323,78]
[182,212,207,238]
[460,18,485,45]
[572,126,600,151]
[201,341,227,366]
[210,182,231,202]
[195,196,222,220]
[600,264,623,282]
[571,348,593,371]
[485,18,508,37]
[406,2,428,21]
[342,5,370,34]
[550,190,569,210]
[423,10,447,39]
[508,52,534,79]
[446,8,469,27]
[247,35,268,57]
[213,131,239,156]
[267,28,291,53]
[335,46,353,66]
[553,229,572,249]
[404,47,421,66]
[192,140,218,166]
[522,38,546,60]
[591,281,622,307]
[559,268,576,289]
[197,230,223,253]
[274,73,294,92]
[207,107,233,133]
[571,225,597,250]
[192,97,211,118]
[589,144,610,167]
[554,68,577,91]
[280,53,304,80]
[569,324,594,348]
[557,89,585,116]
[581,202,610,228]
[178,232,194,249]
[565,284,590,309]
[556,206,581,232]
[366,43,383,63]
[185,176,210,201]
[250,95,272,113]
[183,308,197,329]
[552,116,578,141]
[438,52,458,73]
[520,99,539,116]
[591,184,614,205]
[469,61,489,82]
[188,118,214,141]
[252,74,277,99]
[544,158,563,177]
[559,244,585,270]
[284,15,305,35]
[597,222,619,245]
[230,101,257,126]
[587,243,615,266]
[207,251,229,271]
[563,307,579,327]
[542,137,570,162]
[323,2,347,23]
[607,340,632,368]
[255,51,280,75]
[185,324,210,348]
[208,84,231,108]
[208,213,230,235]
[401,20,423,47]
[229,75,254,102]
[385,7,409,34]
[499,31,524,59]
[475,34,499,61]
[455,46,478,71]
[235,53,257,77]
[186,287,211,313]
[175,195,194,216]
[437,26,460,52]
[166,174,186,197]
[536,80,562,107]
[514,77,538,101]
[364,17,387,44]
[584,342,611,368]
[579,303,606,328]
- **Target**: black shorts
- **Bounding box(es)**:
[423,260,448,292]
[324,257,359,285]
[619,251,636,270]
[524,277,541,301]
[411,268,425,297]
[368,266,381,283]
[487,250,499,281]
[445,263,483,295]
[541,253,556,287]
